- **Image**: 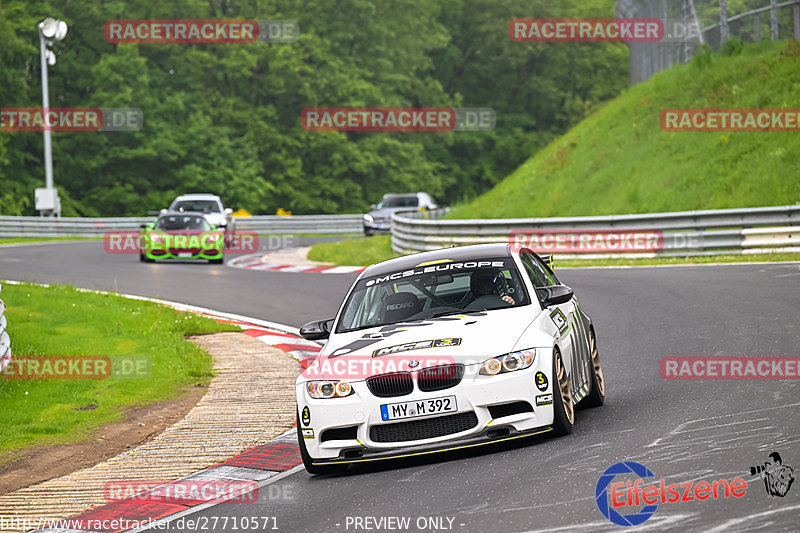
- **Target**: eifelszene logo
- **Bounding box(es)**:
[595,461,748,527]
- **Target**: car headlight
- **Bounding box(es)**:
[149,232,165,244]
[306,380,354,399]
[363,214,374,223]
[204,232,221,245]
[480,349,535,376]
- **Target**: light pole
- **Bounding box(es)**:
[35,17,68,217]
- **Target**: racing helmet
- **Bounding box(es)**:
[470,268,508,297]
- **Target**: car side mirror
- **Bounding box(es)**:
[370,204,377,210]
[540,285,573,307]
[224,208,233,215]
[300,318,334,340]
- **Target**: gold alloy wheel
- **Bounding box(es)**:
[590,330,605,396]
[556,353,574,424]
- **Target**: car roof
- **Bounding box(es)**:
[158,210,208,218]
[362,243,513,277]
[382,193,421,198]
[172,194,221,201]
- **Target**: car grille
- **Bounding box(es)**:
[370,412,478,443]
[417,364,464,392]
[168,248,201,254]
[366,372,413,398]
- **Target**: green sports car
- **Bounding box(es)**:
[139,211,224,263]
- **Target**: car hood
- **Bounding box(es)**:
[202,213,227,226]
[367,207,415,220]
[307,308,538,381]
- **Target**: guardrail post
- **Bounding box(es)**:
[720,0,729,45]
[0,282,11,372]
[794,5,800,40]
[754,13,761,42]
[770,0,779,40]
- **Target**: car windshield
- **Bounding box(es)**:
[172,200,221,213]
[155,215,211,231]
[336,257,530,333]
[377,196,418,209]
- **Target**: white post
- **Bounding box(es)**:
[39,29,55,198]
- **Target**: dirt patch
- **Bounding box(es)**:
[0,384,206,495]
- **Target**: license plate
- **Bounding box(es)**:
[380,395,457,421]
[177,252,192,258]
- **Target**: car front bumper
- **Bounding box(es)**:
[296,357,556,464]
[363,221,391,234]
[143,245,223,260]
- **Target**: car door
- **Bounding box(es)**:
[519,251,589,398]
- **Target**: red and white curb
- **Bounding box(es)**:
[177,311,322,367]
[0,282,312,533]
[35,430,304,533]
[227,252,365,274]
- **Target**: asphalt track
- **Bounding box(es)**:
[1,241,799,532]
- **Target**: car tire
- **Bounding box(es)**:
[142,254,154,263]
[139,252,145,262]
[297,411,349,475]
[579,328,605,409]
[551,349,574,436]
[210,258,224,264]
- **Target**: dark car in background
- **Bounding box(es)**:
[363,192,438,236]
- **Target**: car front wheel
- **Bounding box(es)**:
[579,328,605,408]
[551,349,574,436]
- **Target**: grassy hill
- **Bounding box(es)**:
[448,40,800,220]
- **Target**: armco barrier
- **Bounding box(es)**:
[0,214,363,237]
[391,205,800,257]
[0,282,10,371]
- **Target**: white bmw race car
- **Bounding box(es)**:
[296,243,605,474]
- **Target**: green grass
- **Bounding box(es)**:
[0,237,98,245]
[307,235,398,265]
[0,282,238,463]
[308,42,800,267]
[448,40,800,219]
